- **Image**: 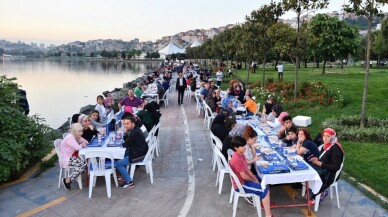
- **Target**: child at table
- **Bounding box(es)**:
[230,136,274,217]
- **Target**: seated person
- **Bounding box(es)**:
[78,114,98,142]
[310,128,344,203]
[228,84,245,103]
[211,113,229,143]
[119,89,143,109]
[244,94,257,116]
[95,95,110,122]
[278,115,295,139]
[199,82,210,104]
[162,77,171,91]
[230,136,273,217]
[116,116,149,189]
[243,126,260,175]
[291,128,320,163]
[263,104,286,130]
[283,125,298,147]
[61,123,88,190]
[134,82,145,98]
[135,103,154,132]
[89,110,107,129]
[263,97,275,115]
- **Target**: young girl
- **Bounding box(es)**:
[229,136,274,217]
[95,95,109,122]
[61,123,88,190]
[78,114,98,142]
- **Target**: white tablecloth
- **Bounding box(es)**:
[78,132,126,160]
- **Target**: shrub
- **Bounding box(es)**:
[0,76,54,183]
[251,80,346,109]
[322,116,388,142]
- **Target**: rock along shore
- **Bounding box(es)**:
[56,66,160,134]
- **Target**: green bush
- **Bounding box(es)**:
[0,76,54,183]
[322,116,388,142]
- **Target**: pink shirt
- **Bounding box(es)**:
[230,152,249,189]
[60,134,87,167]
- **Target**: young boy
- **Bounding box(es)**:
[229,136,274,217]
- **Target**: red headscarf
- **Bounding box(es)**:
[322,128,344,153]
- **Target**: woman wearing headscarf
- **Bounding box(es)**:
[310,128,344,203]
[210,113,229,142]
[221,122,245,162]
[78,114,98,142]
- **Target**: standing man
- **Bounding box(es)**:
[216,68,224,86]
[276,63,284,80]
[176,72,186,105]
[116,116,149,188]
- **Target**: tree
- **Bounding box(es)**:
[309,14,360,74]
[245,2,284,86]
[344,0,387,127]
[135,49,142,59]
[372,30,386,67]
[151,51,160,59]
[282,0,329,98]
[121,51,126,59]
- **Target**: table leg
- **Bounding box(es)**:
[306,181,311,216]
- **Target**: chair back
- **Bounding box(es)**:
[334,156,345,182]
[254,103,261,115]
[210,132,222,150]
[227,149,234,162]
[204,102,213,117]
[85,151,115,176]
[53,139,66,168]
[143,136,157,162]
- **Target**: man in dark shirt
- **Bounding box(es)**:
[176,72,186,105]
[116,116,149,188]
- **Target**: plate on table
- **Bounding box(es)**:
[254,143,265,149]
[260,148,274,155]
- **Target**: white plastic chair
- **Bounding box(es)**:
[53,139,83,189]
[254,103,261,116]
[224,150,263,217]
[203,102,216,129]
[85,151,118,198]
[302,156,345,211]
[130,136,157,184]
[210,132,223,172]
[149,122,160,157]
[195,91,204,117]
[213,143,231,194]
[159,91,168,107]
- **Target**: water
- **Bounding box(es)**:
[0,59,159,128]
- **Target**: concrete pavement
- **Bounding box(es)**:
[0,82,387,217]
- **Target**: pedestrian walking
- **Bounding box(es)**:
[176,72,186,105]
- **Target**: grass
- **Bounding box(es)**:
[221,63,388,200]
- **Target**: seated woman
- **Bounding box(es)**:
[135,103,154,132]
[230,136,273,217]
[310,128,344,203]
[95,95,109,122]
[243,94,257,116]
[291,128,320,163]
[78,114,98,142]
[210,113,229,142]
[61,123,88,190]
[228,84,245,103]
[263,104,287,130]
[89,110,106,129]
[205,90,218,113]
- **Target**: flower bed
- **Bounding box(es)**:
[251,80,346,109]
[322,116,388,142]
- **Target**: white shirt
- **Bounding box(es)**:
[276,64,284,73]
[267,117,281,129]
[179,78,184,86]
[216,71,224,81]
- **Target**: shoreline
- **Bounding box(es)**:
[55,63,161,134]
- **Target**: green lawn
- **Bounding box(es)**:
[221,63,388,200]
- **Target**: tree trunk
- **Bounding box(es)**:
[377,55,380,68]
[294,13,301,99]
[304,59,307,68]
[262,55,267,87]
[322,59,327,75]
[360,16,372,128]
[244,61,247,70]
[341,59,344,69]
[316,58,320,68]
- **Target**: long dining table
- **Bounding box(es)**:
[236,116,322,216]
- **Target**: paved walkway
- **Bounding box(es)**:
[0,81,387,217]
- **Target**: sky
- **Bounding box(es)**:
[0,0,386,46]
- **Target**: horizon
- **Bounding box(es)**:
[1,0,387,46]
